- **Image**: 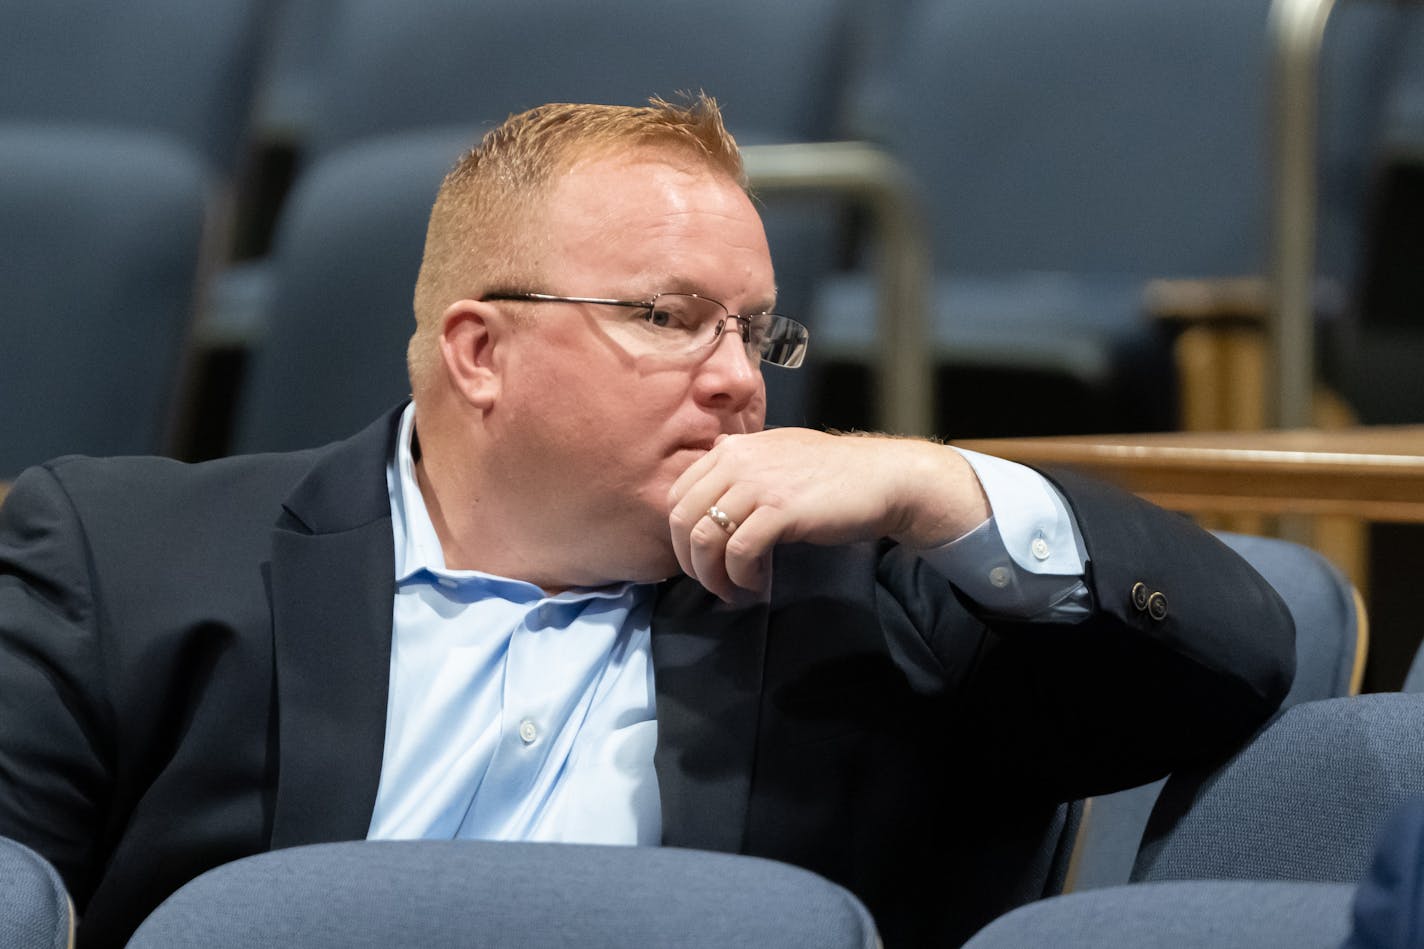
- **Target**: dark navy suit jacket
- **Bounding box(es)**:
[0,405,1295,947]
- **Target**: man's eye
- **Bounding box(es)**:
[645,306,696,331]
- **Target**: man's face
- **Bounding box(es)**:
[484,152,776,584]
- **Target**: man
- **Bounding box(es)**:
[0,97,1293,947]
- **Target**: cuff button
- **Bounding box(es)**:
[1147,591,1168,621]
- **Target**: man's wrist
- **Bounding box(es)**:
[885,441,991,550]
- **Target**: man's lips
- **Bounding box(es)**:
[680,426,747,454]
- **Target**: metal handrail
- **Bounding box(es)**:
[742,141,933,436]
[1269,0,1339,429]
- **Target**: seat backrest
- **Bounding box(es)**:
[305,0,861,157]
[861,0,1403,283]
[0,0,271,174]
[232,129,465,454]
[125,839,879,948]
[0,835,73,949]
[0,125,211,479]
[1217,531,1365,705]
[1066,530,1366,891]
[1404,638,1424,693]
[1133,693,1424,883]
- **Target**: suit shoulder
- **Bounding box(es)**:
[19,449,326,530]
[46,448,318,497]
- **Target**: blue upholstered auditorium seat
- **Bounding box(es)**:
[962,879,1357,948]
[0,0,270,175]
[303,0,859,157]
[232,129,466,453]
[0,126,211,478]
[1069,531,1366,891]
[1135,693,1424,884]
[0,835,73,949]
[816,0,1406,436]
[126,839,880,948]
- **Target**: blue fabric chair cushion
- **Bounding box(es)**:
[1134,694,1424,883]
[0,836,71,949]
[962,880,1355,949]
[126,839,879,949]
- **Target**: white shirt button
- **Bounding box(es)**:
[518,720,538,744]
[437,577,458,589]
[1030,537,1051,561]
[989,565,1012,588]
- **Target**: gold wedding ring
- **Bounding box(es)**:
[706,505,738,534]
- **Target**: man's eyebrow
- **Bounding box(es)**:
[644,275,702,297]
[639,274,778,312]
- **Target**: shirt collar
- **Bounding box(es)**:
[386,402,642,603]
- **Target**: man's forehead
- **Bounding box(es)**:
[538,149,774,304]
[544,154,764,242]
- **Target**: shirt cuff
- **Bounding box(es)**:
[916,448,1090,620]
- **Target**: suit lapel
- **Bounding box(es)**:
[268,408,403,849]
[651,577,767,854]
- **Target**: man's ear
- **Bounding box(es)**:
[439,300,504,409]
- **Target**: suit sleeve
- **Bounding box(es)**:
[886,465,1297,801]
[0,464,115,905]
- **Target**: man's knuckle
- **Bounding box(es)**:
[689,522,722,545]
[725,535,755,560]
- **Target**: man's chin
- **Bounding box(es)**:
[624,545,683,585]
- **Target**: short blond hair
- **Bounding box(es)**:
[407,95,747,393]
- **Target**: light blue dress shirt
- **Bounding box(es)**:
[367,405,661,844]
[367,403,1087,847]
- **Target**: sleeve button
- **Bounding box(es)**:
[1131,582,1150,612]
[1147,591,1168,621]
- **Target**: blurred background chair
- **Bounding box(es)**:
[1404,638,1424,693]
[0,835,73,949]
[1133,693,1424,884]
[1330,5,1424,430]
[0,0,272,179]
[960,879,1356,949]
[0,126,213,480]
[229,130,464,454]
[302,0,860,157]
[1067,530,1367,891]
[967,780,1424,947]
[811,0,1409,439]
[0,0,272,476]
[125,839,879,949]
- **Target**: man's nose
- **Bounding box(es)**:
[692,323,761,408]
